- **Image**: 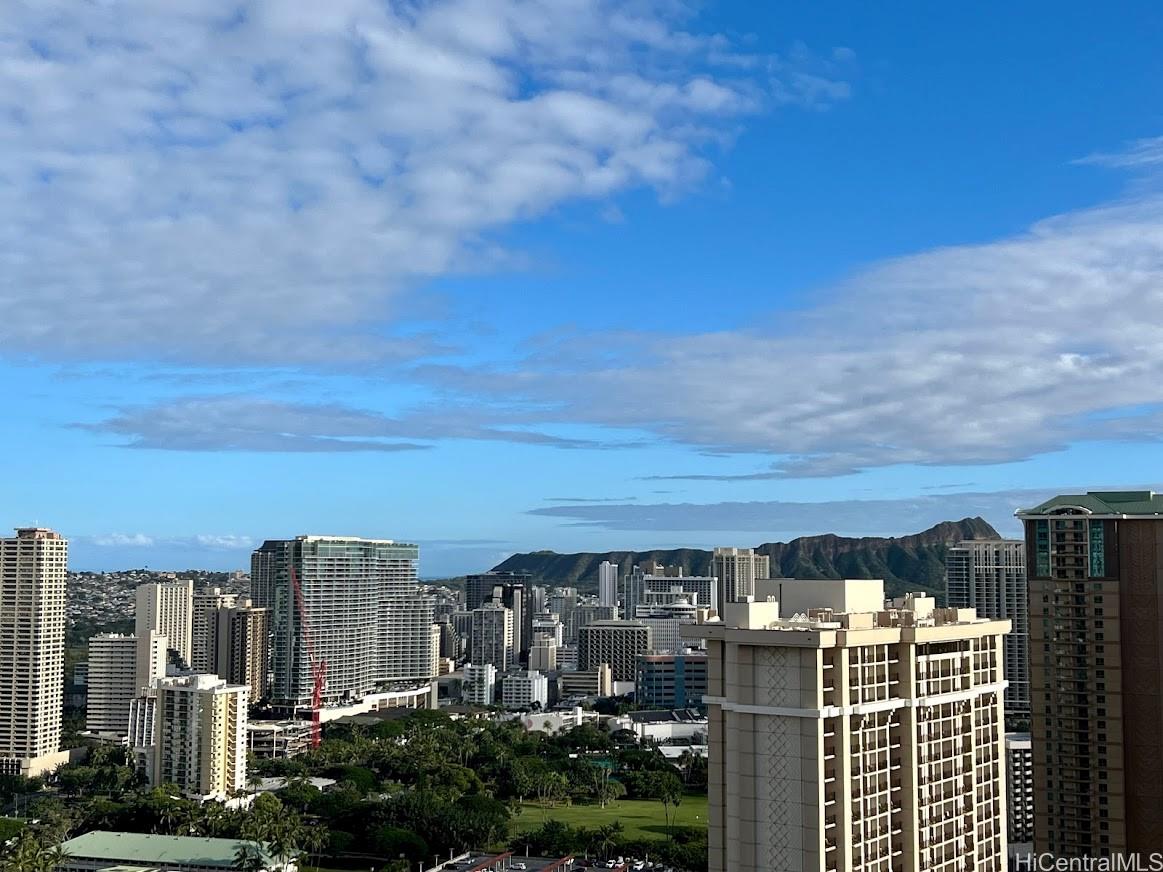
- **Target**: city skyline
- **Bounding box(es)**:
[5,3,1163,579]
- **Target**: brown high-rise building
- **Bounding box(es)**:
[214,597,269,700]
[1017,491,1163,855]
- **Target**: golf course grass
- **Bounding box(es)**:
[510,795,708,842]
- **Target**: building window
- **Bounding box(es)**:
[1036,521,1051,576]
[1089,522,1106,577]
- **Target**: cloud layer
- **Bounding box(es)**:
[1,0,844,365]
[526,488,1060,535]
[417,192,1163,475]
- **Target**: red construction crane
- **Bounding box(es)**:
[289,566,326,748]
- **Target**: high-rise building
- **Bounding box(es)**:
[711,547,770,612]
[251,535,426,707]
[1005,733,1034,857]
[151,674,248,801]
[577,620,651,682]
[382,593,438,682]
[0,528,68,777]
[532,613,563,647]
[136,579,194,666]
[135,630,169,696]
[643,575,718,614]
[529,633,558,672]
[573,603,618,640]
[470,603,513,671]
[1017,491,1163,854]
[485,580,531,660]
[501,670,549,710]
[634,599,702,653]
[691,580,1009,872]
[530,585,548,617]
[598,561,619,608]
[214,597,269,699]
[466,570,531,612]
[85,635,137,737]
[463,663,497,706]
[191,587,237,674]
[636,652,708,709]
[946,539,1029,717]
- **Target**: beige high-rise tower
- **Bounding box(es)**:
[0,528,68,777]
[688,579,1009,872]
[151,674,248,801]
[214,597,269,699]
[711,546,770,612]
[135,578,193,666]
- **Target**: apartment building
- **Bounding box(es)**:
[1017,490,1163,854]
[151,674,248,801]
[214,597,269,699]
[711,547,770,612]
[470,603,513,671]
[191,587,237,674]
[598,560,619,608]
[136,579,194,666]
[251,535,430,707]
[463,663,498,706]
[501,670,549,710]
[690,579,1009,872]
[946,539,1029,716]
[1005,733,1034,856]
[0,528,68,777]
[578,620,651,682]
[85,634,138,737]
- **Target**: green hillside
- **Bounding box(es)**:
[491,517,1001,600]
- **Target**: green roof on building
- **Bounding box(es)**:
[1017,490,1163,517]
[59,832,272,868]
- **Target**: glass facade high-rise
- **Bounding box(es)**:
[251,535,433,707]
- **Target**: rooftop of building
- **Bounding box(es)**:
[59,832,273,867]
[628,708,707,724]
[1017,490,1163,517]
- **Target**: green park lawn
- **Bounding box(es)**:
[511,795,708,842]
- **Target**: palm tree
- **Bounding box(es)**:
[232,842,267,872]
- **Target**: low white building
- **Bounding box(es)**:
[501,670,549,710]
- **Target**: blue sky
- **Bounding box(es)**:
[3,1,1163,575]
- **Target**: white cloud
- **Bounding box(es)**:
[90,533,155,547]
[86,532,253,550]
[415,189,1163,475]
[1075,135,1163,169]
[0,0,847,366]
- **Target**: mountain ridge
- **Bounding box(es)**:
[490,517,1002,600]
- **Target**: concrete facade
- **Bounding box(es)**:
[1018,490,1163,854]
[690,581,1009,872]
[0,528,68,776]
[945,539,1029,716]
[85,634,138,736]
[578,620,651,681]
[136,579,194,666]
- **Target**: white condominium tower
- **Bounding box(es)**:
[151,674,248,801]
[711,547,770,612]
[251,535,432,707]
[136,578,194,666]
[598,560,619,608]
[945,539,1029,717]
[191,587,237,673]
[690,579,1009,872]
[0,528,68,777]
